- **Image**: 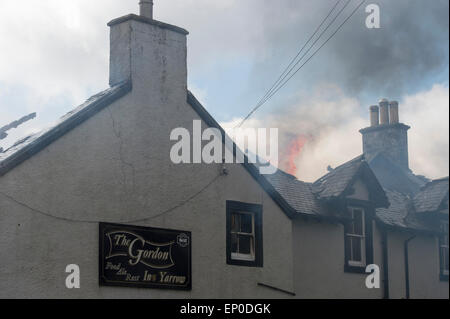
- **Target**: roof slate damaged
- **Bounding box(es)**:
[265,169,331,217]
[413,177,449,214]
[0,81,132,176]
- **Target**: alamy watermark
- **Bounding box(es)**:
[366,4,380,29]
[65,264,80,289]
[170,120,279,175]
[365,264,380,289]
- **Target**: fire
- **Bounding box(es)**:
[283,136,307,176]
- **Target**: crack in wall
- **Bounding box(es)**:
[107,107,137,197]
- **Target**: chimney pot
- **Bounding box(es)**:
[139,0,154,19]
[389,101,399,124]
[379,98,390,125]
[369,105,379,127]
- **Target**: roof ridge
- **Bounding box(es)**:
[313,154,364,185]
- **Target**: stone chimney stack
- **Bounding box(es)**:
[108,1,189,102]
[370,105,379,127]
[360,99,410,171]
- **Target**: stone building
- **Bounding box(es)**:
[0,2,448,298]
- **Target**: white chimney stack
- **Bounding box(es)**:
[139,0,154,19]
[108,0,188,99]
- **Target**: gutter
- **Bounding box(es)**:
[404,235,416,299]
[381,227,390,299]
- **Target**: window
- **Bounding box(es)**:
[346,207,366,267]
[226,201,263,267]
[230,212,255,261]
[344,204,373,273]
[440,220,449,281]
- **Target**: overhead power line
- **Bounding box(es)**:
[259,0,366,106]
[248,0,344,117]
[238,0,365,128]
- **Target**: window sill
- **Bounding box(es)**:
[231,253,255,262]
[227,258,262,268]
[344,264,367,274]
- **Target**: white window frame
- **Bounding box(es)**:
[230,211,256,262]
[440,220,449,276]
[347,207,366,267]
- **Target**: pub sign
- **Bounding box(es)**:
[99,222,192,290]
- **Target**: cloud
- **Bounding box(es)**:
[402,84,449,179]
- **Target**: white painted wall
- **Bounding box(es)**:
[0,17,294,298]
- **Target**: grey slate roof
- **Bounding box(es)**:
[265,155,443,233]
[413,177,449,214]
[311,155,389,208]
[368,153,428,196]
[375,190,435,232]
[312,155,365,200]
[0,81,132,176]
[265,169,330,217]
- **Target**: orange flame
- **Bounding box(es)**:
[283,136,307,176]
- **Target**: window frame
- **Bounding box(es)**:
[226,201,263,267]
[344,200,374,274]
[346,207,366,267]
[230,211,256,261]
[439,220,449,281]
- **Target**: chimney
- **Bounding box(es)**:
[379,98,389,125]
[389,101,399,124]
[139,0,153,19]
[108,1,189,102]
[369,105,379,127]
[360,98,411,171]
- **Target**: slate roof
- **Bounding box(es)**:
[375,190,435,232]
[312,155,389,208]
[312,155,365,200]
[0,81,132,176]
[265,154,444,233]
[413,177,449,214]
[368,153,428,196]
[265,169,330,218]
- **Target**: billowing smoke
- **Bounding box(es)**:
[225,0,449,181]
[249,0,449,98]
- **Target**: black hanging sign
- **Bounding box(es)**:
[99,222,191,290]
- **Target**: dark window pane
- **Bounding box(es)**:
[352,237,362,262]
[231,214,240,232]
[345,236,352,259]
[241,214,253,233]
[239,235,253,255]
[231,234,238,253]
[353,211,363,235]
[445,248,449,271]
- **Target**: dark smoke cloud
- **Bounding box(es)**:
[250,0,449,100]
